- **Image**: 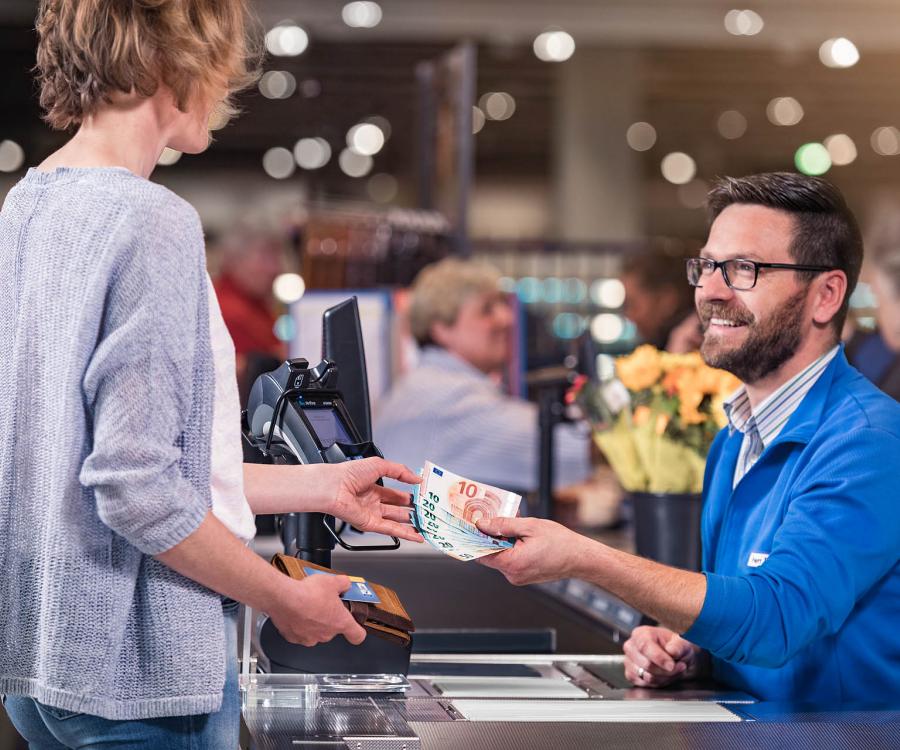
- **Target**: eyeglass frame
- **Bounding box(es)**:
[685,257,838,291]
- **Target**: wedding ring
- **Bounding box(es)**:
[637,666,645,680]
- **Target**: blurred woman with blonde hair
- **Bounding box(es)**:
[0,1,421,746]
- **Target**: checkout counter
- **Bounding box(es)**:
[238,298,900,749]
[243,537,900,750]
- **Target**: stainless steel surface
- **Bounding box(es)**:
[242,654,900,749]
[409,721,900,750]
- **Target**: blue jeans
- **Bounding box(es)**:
[4,600,240,750]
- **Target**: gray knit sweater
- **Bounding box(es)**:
[0,167,225,720]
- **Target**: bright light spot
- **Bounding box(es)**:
[596,353,616,381]
[156,147,182,166]
[533,30,576,62]
[626,121,657,151]
[338,147,373,177]
[553,312,586,339]
[563,278,587,304]
[259,70,297,99]
[273,314,296,342]
[516,277,542,304]
[819,37,859,68]
[363,115,392,140]
[717,110,748,139]
[677,178,709,209]
[661,152,697,185]
[262,147,296,179]
[824,134,857,166]
[871,126,900,156]
[0,140,25,172]
[347,123,385,156]
[265,23,308,57]
[591,279,626,308]
[273,273,306,304]
[724,9,764,36]
[591,313,625,344]
[543,277,564,304]
[479,92,516,121]
[342,1,382,28]
[367,173,398,203]
[294,137,331,169]
[795,143,832,176]
[472,106,486,134]
[766,96,804,126]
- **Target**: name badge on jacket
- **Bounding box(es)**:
[747,551,769,568]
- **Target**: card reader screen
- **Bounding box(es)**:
[301,406,353,448]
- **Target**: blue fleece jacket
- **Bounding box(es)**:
[683,350,900,703]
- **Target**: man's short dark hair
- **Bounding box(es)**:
[706,172,863,333]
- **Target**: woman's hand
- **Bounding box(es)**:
[323,458,424,543]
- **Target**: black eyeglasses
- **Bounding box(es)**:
[685,257,837,291]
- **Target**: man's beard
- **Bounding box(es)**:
[699,287,808,384]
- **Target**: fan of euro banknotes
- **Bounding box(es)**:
[410,461,522,561]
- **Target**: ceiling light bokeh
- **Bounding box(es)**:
[294,137,332,169]
[342,1,383,28]
[823,134,857,165]
[661,152,697,184]
[871,126,900,156]
[766,96,804,126]
[819,37,860,68]
[347,123,386,156]
[626,121,657,151]
[533,30,576,62]
[0,140,25,172]
[717,110,748,139]
[262,147,296,179]
[339,147,374,177]
[265,23,309,57]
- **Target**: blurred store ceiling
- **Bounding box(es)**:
[3,1,900,238]
[4,1,900,48]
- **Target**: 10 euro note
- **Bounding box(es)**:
[412,461,521,561]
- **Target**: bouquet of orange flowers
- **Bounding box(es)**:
[567,345,741,493]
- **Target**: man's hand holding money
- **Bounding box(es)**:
[474,516,584,585]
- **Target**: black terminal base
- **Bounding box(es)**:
[259,617,412,676]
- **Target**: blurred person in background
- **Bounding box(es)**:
[845,211,900,400]
[622,247,702,352]
[211,223,289,402]
[0,2,421,747]
[375,258,592,494]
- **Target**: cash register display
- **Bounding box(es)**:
[301,405,353,449]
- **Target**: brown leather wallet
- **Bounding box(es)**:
[271,554,414,647]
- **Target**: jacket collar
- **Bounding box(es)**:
[762,345,848,449]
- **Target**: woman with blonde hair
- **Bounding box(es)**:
[0,1,420,746]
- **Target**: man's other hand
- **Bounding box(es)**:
[623,625,704,688]
[474,516,582,585]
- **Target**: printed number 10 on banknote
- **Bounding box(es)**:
[422,461,521,524]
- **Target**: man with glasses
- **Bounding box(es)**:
[476,172,900,704]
